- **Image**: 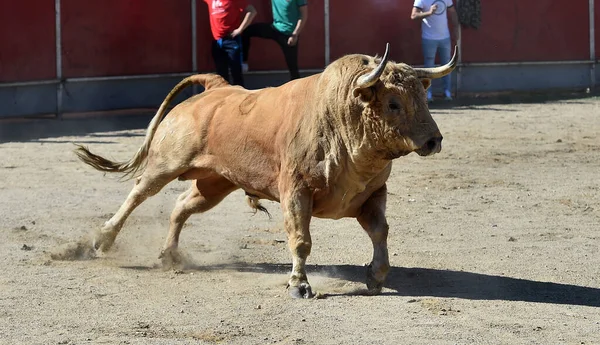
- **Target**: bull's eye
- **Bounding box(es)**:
[389,101,400,111]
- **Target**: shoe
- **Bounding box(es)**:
[241,63,249,73]
[427,90,434,103]
[444,89,453,101]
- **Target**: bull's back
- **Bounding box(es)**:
[188,80,315,199]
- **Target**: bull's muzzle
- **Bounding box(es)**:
[415,135,443,156]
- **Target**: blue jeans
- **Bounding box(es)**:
[422,37,452,92]
[212,36,244,86]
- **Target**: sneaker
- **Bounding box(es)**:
[241,63,249,73]
[444,89,453,101]
[427,90,434,103]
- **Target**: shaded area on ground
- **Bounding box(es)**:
[0,111,153,144]
[120,262,600,308]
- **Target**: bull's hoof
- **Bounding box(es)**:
[365,265,384,295]
[92,230,116,252]
[287,283,314,299]
[158,247,182,270]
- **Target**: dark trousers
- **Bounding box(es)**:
[242,23,300,80]
[211,36,244,86]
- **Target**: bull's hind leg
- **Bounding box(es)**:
[281,187,314,299]
[93,172,176,252]
[357,184,390,294]
[159,175,238,267]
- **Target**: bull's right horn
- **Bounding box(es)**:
[356,43,390,89]
[413,45,459,79]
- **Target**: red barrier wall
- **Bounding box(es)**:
[331,0,590,65]
[461,0,589,62]
[61,0,192,78]
[329,0,423,65]
[0,1,56,82]
[0,1,596,83]
[197,0,324,72]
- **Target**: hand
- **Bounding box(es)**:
[429,4,438,15]
[287,34,298,46]
[231,28,243,37]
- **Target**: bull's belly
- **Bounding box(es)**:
[311,189,375,219]
[311,208,359,220]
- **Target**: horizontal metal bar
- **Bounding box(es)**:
[460,60,595,67]
[65,69,325,82]
[0,70,313,88]
[1,61,597,89]
[66,72,191,82]
[0,79,60,88]
[66,70,326,82]
[245,69,323,75]
[0,70,326,87]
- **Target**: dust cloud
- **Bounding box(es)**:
[49,235,96,261]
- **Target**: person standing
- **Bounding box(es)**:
[411,0,459,101]
[242,0,308,81]
[205,0,257,86]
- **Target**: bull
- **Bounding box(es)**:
[74,43,457,298]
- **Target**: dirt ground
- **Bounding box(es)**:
[1,95,599,345]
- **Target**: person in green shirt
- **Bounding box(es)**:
[242,0,308,81]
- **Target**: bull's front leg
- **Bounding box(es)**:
[357,184,390,294]
[281,187,314,299]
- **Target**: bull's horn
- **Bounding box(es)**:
[356,43,390,88]
[413,45,459,79]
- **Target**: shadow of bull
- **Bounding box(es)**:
[122,262,600,307]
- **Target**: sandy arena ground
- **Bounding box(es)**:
[1,95,599,344]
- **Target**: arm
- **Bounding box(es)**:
[410,6,435,20]
[447,6,459,42]
[232,4,257,37]
[288,5,308,46]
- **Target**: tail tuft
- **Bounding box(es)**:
[73,144,146,180]
[245,193,272,219]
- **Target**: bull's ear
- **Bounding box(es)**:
[420,78,432,90]
[353,87,375,103]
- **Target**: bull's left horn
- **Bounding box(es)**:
[414,45,459,79]
[356,43,390,88]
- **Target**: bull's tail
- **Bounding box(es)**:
[74,74,229,180]
[245,192,272,219]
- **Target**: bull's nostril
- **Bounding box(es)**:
[427,139,437,151]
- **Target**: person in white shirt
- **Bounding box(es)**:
[411,0,459,102]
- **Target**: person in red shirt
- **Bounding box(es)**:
[204,0,257,86]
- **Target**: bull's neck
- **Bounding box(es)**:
[312,74,391,179]
[325,105,392,179]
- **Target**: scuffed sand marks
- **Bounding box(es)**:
[50,236,97,261]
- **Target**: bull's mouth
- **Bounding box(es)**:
[415,137,443,156]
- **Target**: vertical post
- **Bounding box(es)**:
[55,0,63,119]
[456,19,462,99]
[324,0,330,66]
[590,0,596,90]
[191,0,198,95]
